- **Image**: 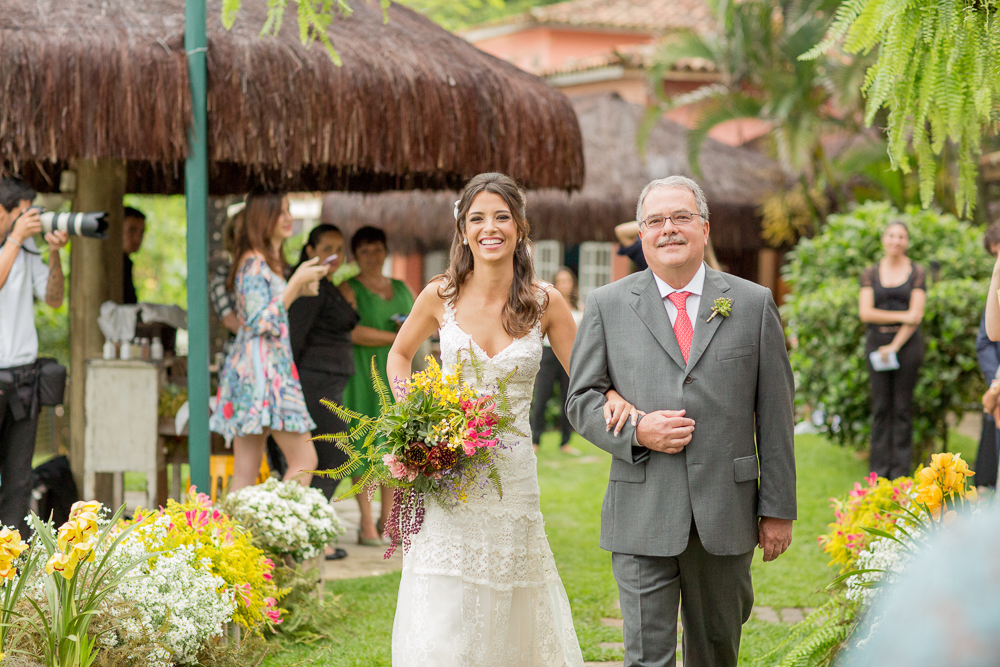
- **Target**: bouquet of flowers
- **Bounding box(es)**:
[315,352,521,556]
[219,477,344,561]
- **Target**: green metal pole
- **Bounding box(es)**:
[185,0,211,494]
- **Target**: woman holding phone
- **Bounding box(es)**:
[209,191,328,490]
[858,221,926,479]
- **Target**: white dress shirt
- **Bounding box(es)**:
[653,262,706,335]
[0,238,49,368]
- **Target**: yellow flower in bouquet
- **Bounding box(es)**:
[317,351,520,558]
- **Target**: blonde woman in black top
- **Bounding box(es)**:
[858,221,926,479]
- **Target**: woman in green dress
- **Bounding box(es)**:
[340,226,415,546]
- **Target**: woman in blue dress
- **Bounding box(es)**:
[209,191,329,490]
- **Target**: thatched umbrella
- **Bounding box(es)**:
[322,93,784,277]
[1,0,584,193]
[0,0,584,496]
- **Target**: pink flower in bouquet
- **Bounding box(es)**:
[463,440,478,456]
[384,454,409,480]
[262,557,275,582]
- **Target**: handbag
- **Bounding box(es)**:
[35,358,67,406]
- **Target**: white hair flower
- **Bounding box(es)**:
[453,199,461,221]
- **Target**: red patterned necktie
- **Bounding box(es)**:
[666,291,694,363]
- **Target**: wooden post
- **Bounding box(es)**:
[758,248,779,294]
[68,159,127,497]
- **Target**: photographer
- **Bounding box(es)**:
[0,176,68,532]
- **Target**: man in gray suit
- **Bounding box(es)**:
[566,176,796,667]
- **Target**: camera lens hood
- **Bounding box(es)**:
[40,212,109,239]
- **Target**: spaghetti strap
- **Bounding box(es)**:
[442,297,457,324]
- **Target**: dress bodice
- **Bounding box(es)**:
[438,297,544,437]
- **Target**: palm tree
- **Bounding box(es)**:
[646,0,883,243]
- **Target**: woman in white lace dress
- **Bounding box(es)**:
[386,173,637,666]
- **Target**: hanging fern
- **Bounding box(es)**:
[803,0,1000,216]
[220,0,390,65]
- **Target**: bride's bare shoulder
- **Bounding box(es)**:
[411,279,449,320]
[420,278,449,303]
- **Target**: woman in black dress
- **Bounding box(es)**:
[287,224,359,505]
[858,221,926,479]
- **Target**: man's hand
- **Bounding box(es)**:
[44,230,69,251]
[758,517,793,562]
[10,208,42,244]
[635,409,695,454]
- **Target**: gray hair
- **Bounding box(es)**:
[636,176,710,226]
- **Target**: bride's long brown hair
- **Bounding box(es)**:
[438,173,547,338]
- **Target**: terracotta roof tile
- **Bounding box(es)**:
[537,43,715,76]
[528,0,717,34]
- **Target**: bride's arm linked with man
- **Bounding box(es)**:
[566,176,797,667]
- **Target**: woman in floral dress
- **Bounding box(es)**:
[209,191,329,490]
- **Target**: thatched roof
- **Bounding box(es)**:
[321,93,784,253]
[0,0,584,194]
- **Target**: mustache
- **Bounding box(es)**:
[655,234,688,248]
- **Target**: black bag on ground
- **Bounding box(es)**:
[30,455,79,527]
[35,358,67,406]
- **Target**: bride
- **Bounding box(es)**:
[386,173,637,666]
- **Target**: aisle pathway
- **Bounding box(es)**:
[585,601,815,667]
[323,499,402,580]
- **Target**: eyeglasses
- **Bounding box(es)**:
[641,212,701,228]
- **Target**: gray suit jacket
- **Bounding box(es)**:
[566,266,796,557]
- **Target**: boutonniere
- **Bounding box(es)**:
[707,297,733,322]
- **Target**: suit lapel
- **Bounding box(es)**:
[685,268,732,372]
[629,270,687,371]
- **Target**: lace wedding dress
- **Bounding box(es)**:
[391,290,585,667]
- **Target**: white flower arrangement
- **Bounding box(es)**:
[844,535,909,605]
[221,477,344,561]
[847,528,925,650]
[99,516,237,665]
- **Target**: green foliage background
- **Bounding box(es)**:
[804,0,1000,216]
[782,201,992,453]
[34,195,188,365]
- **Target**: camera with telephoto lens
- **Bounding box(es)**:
[32,207,109,239]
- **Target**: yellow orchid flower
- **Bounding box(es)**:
[69,537,97,564]
[929,452,954,472]
[942,468,959,492]
[964,486,980,504]
[56,523,83,552]
[46,552,77,580]
[0,528,28,556]
[73,512,100,538]
[69,500,103,518]
[915,467,937,485]
[916,482,943,508]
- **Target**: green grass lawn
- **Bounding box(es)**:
[263,432,867,666]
